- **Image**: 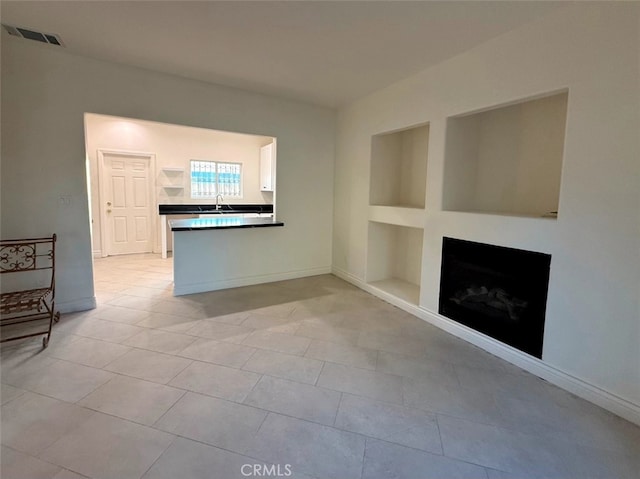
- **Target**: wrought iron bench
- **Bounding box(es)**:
[0,235,60,348]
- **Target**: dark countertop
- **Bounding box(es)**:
[159,204,273,215]
[170,217,284,231]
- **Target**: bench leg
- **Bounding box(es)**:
[41,301,59,349]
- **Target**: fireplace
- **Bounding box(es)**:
[439,237,551,358]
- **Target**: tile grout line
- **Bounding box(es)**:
[72,372,119,405]
[332,392,343,427]
[300,334,314,357]
[160,356,195,386]
[238,346,260,370]
[360,437,367,479]
[136,432,179,479]
[241,372,266,404]
[314,360,327,387]
[433,412,446,457]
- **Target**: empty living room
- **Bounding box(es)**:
[1,2,639,479]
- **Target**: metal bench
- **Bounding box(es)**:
[0,235,60,348]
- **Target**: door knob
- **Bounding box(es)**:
[107,209,112,213]
[107,202,112,206]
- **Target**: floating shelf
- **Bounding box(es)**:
[366,221,423,306]
[443,91,568,218]
[370,123,429,209]
[161,167,185,173]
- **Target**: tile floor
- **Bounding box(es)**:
[1,254,639,479]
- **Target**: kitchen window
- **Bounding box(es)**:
[190,160,242,198]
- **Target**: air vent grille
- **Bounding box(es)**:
[2,24,64,47]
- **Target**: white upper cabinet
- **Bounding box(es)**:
[260,142,275,192]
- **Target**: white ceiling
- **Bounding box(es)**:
[1,1,566,108]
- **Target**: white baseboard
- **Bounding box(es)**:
[332,267,640,426]
[92,250,102,258]
[56,296,97,314]
[174,266,332,296]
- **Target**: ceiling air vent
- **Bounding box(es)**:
[2,24,64,47]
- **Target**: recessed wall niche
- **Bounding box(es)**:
[366,221,423,305]
[370,123,429,209]
[442,91,568,218]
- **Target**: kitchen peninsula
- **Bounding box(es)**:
[162,204,284,295]
[159,203,276,259]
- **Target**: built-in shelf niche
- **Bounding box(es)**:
[367,221,423,306]
[443,90,568,218]
[370,123,430,209]
[159,167,185,198]
[159,167,185,186]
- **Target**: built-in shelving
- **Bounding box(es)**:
[443,90,568,218]
[367,123,429,307]
[370,123,429,209]
[366,123,429,305]
[159,167,185,197]
[366,221,423,306]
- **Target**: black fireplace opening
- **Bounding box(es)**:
[439,237,551,358]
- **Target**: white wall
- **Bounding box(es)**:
[334,3,640,418]
[1,36,335,312]
[84,114,275,255]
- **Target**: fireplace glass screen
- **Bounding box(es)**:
[439,237,551,358]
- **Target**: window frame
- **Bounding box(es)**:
[190,159,243,200]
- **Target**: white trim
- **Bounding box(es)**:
[97,149,157,257]
[160,215,168,259]
[331,266,640,426]
[92,250,102,258]
[271,139,277,218]
[57,296,97,314]
[174,266,332,296]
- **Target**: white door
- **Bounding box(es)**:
[102,152,154,256]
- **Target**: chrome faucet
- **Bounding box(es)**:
[215,194,224,210]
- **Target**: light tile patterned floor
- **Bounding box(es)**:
[2,253,639,479]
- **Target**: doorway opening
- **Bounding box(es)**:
[84,113,276,258]
[83,113,277,297]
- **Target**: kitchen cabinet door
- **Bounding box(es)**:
[260,143,275,191]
